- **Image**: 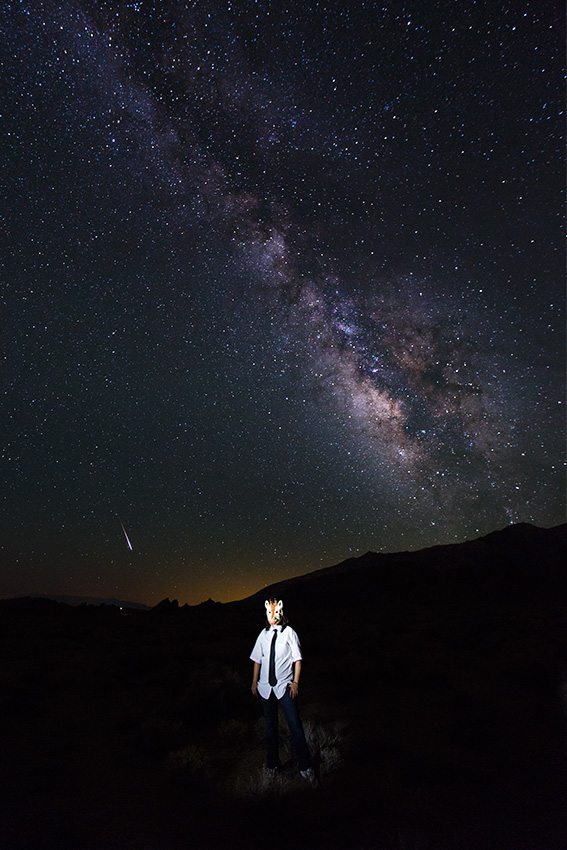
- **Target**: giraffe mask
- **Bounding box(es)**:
[265,599,284,626]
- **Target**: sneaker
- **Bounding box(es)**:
[299,768,317,786]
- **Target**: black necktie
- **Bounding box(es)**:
[268,629,277,686]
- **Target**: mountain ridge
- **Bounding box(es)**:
[4,594,150,610]
[229,521,567,610]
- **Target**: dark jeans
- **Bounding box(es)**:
[260,686,311,771]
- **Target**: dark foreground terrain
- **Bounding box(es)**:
[0,523,565,850]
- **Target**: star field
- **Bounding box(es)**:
[1,0,564,604]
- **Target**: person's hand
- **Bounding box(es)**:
[251,681,258,697]
[289,682,299,699]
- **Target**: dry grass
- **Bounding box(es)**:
[231,715,344,798]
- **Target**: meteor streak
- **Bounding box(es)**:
[119,519,133,551]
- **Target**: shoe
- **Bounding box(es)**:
[299,768,317,786]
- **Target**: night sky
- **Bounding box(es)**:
[2,0,564,605]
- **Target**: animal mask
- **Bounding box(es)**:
[265,599,283,626]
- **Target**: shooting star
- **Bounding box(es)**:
[119,519,133,551]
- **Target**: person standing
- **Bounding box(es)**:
[250,599,314,781]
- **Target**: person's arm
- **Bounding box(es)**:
[251,661,261,696]
[289,660,301,699]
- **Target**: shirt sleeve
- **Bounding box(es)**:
[288,628,303,662]
[250,631,264,663]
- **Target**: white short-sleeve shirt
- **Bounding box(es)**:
[250,625,303,699]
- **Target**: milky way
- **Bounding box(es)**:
[1,1,564,603]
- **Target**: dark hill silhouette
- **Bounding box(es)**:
[5,594,151,610]
[231,522,567,611]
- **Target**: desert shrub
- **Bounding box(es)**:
[213,667,249,720]
[178,666,248,728]
[164,743,213,784]
[236,766,291,798]
[302,718,343,774]
[217,718,248,746]
[377,826,430,850]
